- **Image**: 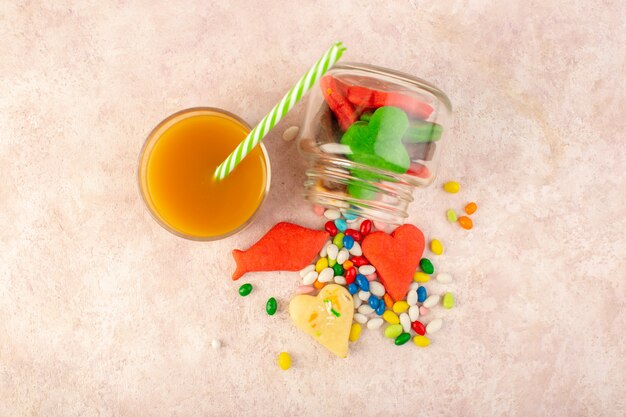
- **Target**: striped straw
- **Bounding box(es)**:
[214,41,347,180]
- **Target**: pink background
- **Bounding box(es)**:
[1,1,624,416]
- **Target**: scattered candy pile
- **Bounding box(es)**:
[443,181,478,230]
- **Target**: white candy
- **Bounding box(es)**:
[336,248,350,264]
[409,282,420,291]
[353,296,363,309]
[358,291,371,301]
[326,244,339,260]
[407,289,418,306]
[299,264,315,277]
[400,313,411,333]
[348,241,362,256]
[334,276,347,285]
[353,313,368,324]
[323,209,341,220]
[282,126,299,141]
[359,265,376,275]
[369,281,385,297]
[318,268,334,283]
[358,305,374,315]
[367,317,384,330]
[436,273,453,284]
[319,241,331,257]
[423,295,440,308]
[408,305,420,322]
[302,270,318,285]
[320,143,353,154]
[211,339,221,349]
[426,318,443,334]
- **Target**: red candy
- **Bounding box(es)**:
[324,221,338,237]
[320,75,358,131]
[351,256,369,267]
[345,267,356,284]
[347,86,434,120]
[345,229,362,242]
[411,320,426,336]
[359,219,372,235]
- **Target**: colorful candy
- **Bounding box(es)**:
[420,258,434,274]
[326,244,339,260]
[392,301,409,314]
[345,229,362,242]
[334,218,347,232]
[357,304,374,315]
[315,257,329,272]
[413,335,430,347]
[446,209,457,223]
[334,276,347,285]
[348,241,362,256]
[211,339,221,349]
[266,297,278,315]
[360,219,372,235]
[430,239,444,255]
[342,235,355,249]
[417,286,427,302]
[394,332,411,346]
[384,324,403,339]
[413,271,430,283]
[323,209,341,220]
[408,305,420,322]
[333,232,345,249]
[368,296,380,310]
[347,283,358,294]
[383,293,394,309]
[239,283,253,296]
[369,281,385,297]
[407,290,418,306]
[337,248,350,264]
[345,267,356,284]
[399,312,411,332]
[367,317,383,330]
[346,86,434,120]
[319,75,358,131]
[325,221,338,236]
[464,202,477,214]
[351,256,369,267]
[357,290,371,301]
[419,306,429,316]
[411,320,426,335]
[355,274,370,291]
[382,310,400,324]
[426,318,443,334]
[443,292,455,309]
[277,352,291,370]
[375,300,386,315]
[353,313,367,324]
[332,263,344,276]
[313,279,325,290]
[443,181,460,194]
[297,285,315,294]
[349,322,362,342]
[458,216,473,230]
[423,294,440,308]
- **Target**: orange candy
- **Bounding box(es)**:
[313,279,325,290]
[383,293,394,309]
[342,260,354,270]
[458,216,473,230]
[464,202,478,215]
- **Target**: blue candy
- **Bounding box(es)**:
[334,218,347,232]
[417,286,427,302]
[355,274,370,291]
[368,296,380,309]
[375,300,386,315]
[342,235,355,250]
[348,283,358,295]
[343,212,358,221]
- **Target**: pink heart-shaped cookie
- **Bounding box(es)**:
[361,224,425,302]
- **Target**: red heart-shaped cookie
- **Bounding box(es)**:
[361,224,425,302]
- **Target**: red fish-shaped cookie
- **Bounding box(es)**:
[232,222,329,280]
[361,224,425,301]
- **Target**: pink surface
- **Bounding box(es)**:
[0,1,624,416]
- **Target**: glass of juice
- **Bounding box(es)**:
[139,107,271,240]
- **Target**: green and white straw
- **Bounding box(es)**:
[214,41,347,180]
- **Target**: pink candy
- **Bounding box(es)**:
[366,273,377,282]
[296,285,315,294]
[312,205,325,216]
[419,306,429,316]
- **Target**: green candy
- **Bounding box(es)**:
[341,107,411,177]
[403,121,443,143]
[332,263,344,276]
[347,181,377,200]
[239,283,253,297]
[329,258,337,267]
[360,111,373,122]
[420,258,434,274]
[443,292,455,309]
[447,209,458,222]
[266,297,277,315]
[384,323,403,339]
[333,232,345,249]
[394,332,411,346]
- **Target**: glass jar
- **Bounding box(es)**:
[298,63,452,224]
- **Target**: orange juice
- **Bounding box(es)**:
[139,108,269,239]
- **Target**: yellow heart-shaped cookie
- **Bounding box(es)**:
[289,284,354,358]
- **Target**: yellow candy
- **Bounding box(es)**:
[430,239,444,255]
[277,352,291,370]
[382,310,399,324]
[413,271,431,283]
[443,181,460,194]
[349,322,362,342]
[289,284,354,358]
[413,335,430,347]
[392,301,409,314]
[315,257,329,273]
